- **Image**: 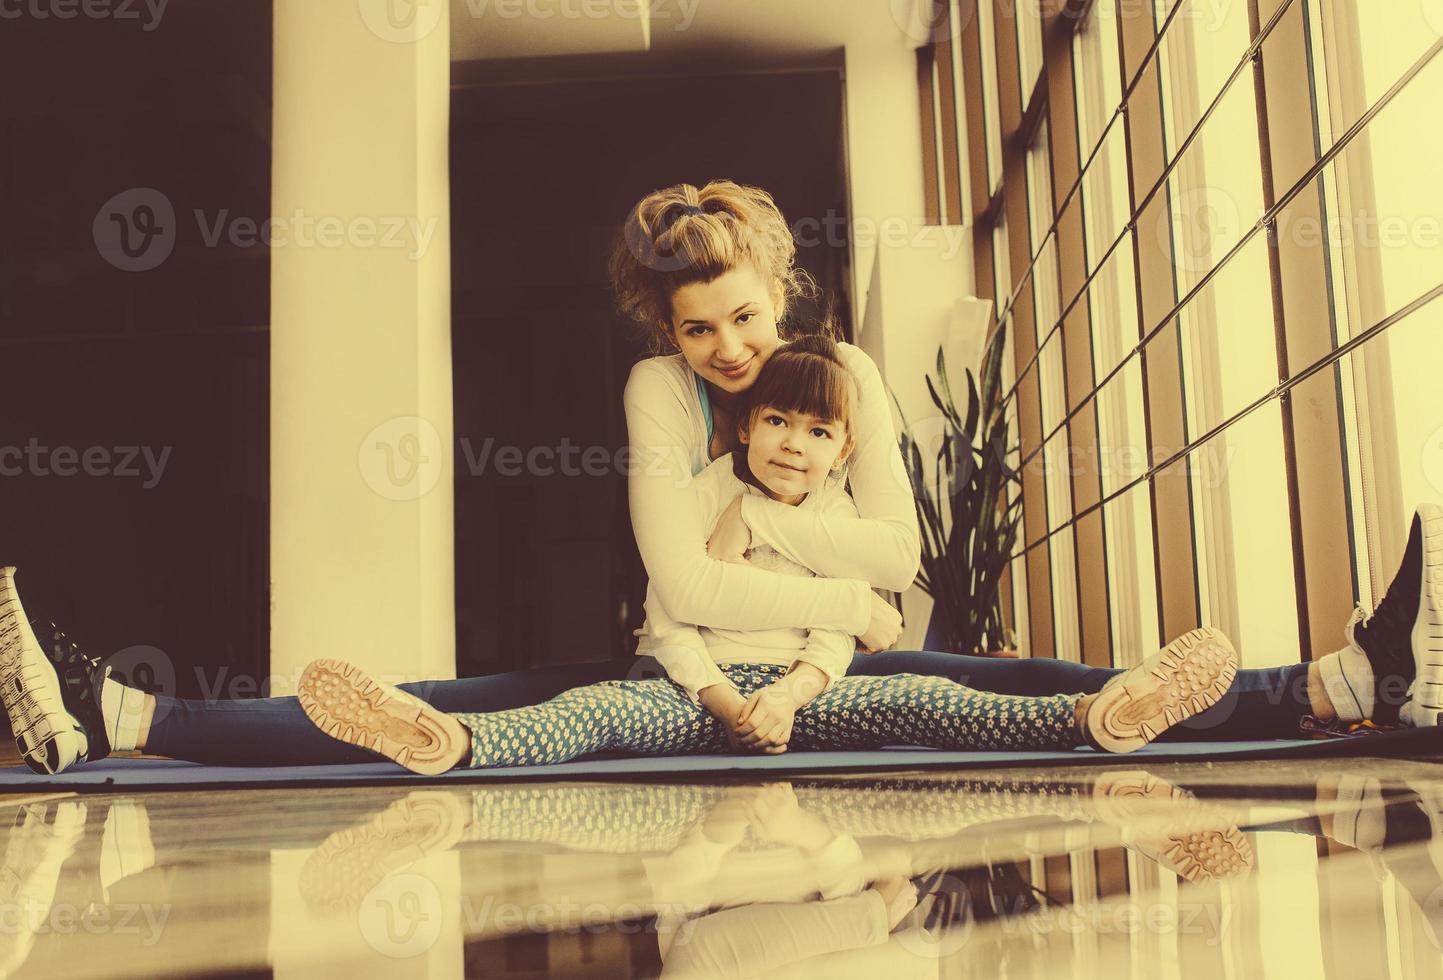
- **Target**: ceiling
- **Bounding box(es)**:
[450,0,925,74]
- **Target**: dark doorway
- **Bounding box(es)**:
[450,65,852,675]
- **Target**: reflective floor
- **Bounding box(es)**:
[3,755,1443,978]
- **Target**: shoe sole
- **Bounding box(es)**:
[299,791,467,913]
[1091,770,1254,882]
[1086,626,1238,753]
[298,659,467,776]
[0,568,83,775]
[1406,504,1443,726]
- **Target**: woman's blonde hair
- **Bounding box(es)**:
[607,180,819,352]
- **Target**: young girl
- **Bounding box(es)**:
[2,181,1437,775]
[291,337,1242,773]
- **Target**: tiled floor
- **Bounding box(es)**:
[2,755,1442,978]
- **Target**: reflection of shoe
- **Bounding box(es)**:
[298,791,468,913]
[1084,627,1238,753]
[0,800,89,975]
[298,659,468,775]
[97,798,156,904]
[0,567,112,773]
[1324,774,1388,856]
[1349,504,1443,726]
[1091,770,1253,883]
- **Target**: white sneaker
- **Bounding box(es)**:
[0,567,87,773]
[1082,626,1239,753]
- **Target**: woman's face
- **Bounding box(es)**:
[667,265,784,397]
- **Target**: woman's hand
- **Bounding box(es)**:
[857,592,903,654]
[735,683,802,754]
[707,496,751,564]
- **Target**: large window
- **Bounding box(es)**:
[927,0,1440,668]
[1075,0,1160,664]
[1026,120,1081,661]
[1314,0,1443,601]
[1152,0,1299,666]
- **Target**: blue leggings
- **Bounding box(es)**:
[143,650,1312,767]
[453,663,1081,768]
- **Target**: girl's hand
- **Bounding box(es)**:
[735,683,801,754]
[707,496,751,564]
[699,684,751,752]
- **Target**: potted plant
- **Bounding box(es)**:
[893,324,1023,656]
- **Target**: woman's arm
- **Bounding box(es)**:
[739,343,921,592]
[625,361,873,635]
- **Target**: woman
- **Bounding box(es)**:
[2,180,1438,774]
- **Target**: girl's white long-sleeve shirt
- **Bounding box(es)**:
[635,456,860,701]
[623,342,921,643]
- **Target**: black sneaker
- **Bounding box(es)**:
[34,620,114,769]
[0,567,112,773]
[1348,504,1443,727]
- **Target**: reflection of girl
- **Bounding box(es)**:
[289,337,1240,772]
[2,180,1439,775]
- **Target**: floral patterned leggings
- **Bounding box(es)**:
[450,663,1083,769]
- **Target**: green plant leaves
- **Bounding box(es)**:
[890,323,1021,655]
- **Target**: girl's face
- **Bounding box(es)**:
[667,265,785,397]
[738,405,853,504]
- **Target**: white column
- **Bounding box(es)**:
[270,0,455,693]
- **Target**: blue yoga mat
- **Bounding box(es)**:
[0,727,1438,792]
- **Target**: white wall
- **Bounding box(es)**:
[843,39,981,650]
[271,0,456,692]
